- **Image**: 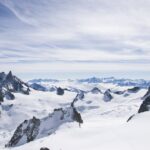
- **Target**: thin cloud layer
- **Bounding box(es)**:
[0,0,150,79]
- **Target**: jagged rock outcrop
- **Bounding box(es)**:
[49,87,56,92]
[91,87,102,94]
[30,83,47,91]
[56,87,64,95]
[73,107,83,124]
[5,91,15,100]
[127,87,140,93]
[0,71,30,102]
[138,96,150,113]
[0,89,4,102]
[40,147,50,150]
[71,92,85,107]
[6,106,83,147]
[103,89,113,102]
[142,87,150,100]
[6,116,40,147]
[114,90,125,95]
[3,71,30,95]
[127,88,150,122]
[75,92,84,100]
[0,72,5,83]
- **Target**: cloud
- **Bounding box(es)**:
[0,0,150,79]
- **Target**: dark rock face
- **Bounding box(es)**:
[138,96,150,113]
[49,87,56,92]
[142,87,150,100]
[76,92,84,100]
[6,117,40,147]
[103,90,113,102]
[127,87,140,93]
[3,71,30,94]
[71,92,85,107]
[5,91,15,100]
[91,87,102,94]
[127,88,150,122]
[127,114,135,122]
[30,83,47,91]
[0,89,4,102]
[73,108,83,124]
[57,87,64,95]
[0,72,5,83]
[2,71,29,93]
[114,90,125,95]
[5,71,13,81]
[0,71,30,102]
[7,106,83,147]
[40,147,50,150]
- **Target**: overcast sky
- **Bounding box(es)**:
[0,0,150,80]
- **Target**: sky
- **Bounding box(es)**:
[0,0,150,80]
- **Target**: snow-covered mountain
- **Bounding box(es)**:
[78,77,150,88]
[28,77,150,90]
[0,71,30,102]
[0,72,150,150]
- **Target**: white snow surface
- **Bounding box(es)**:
[0,81,149,150]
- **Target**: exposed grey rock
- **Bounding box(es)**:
[40,147,50,150]
[0,89,4,102]
[71,92,85,107]
[30,83,47,91]
[22,87,30,95]
[127,88,150,122]
[127,114,135,122]
[56,87,64,95]
[7,106,83,147]
[75,92,84,100]
[2,104,13,111]
[114,90,125,95]
[0,72,6,83]
[73,107,83,124]
[49,87,56,92]
[0,71,30,101]
[91,87,102,94]
[5,71,13,81]
[6,116,40,147]
[5,91,15,100]
[103,89,113,102]
[127,87,140,93]
[142,87,150,100]
[138,96,150,113]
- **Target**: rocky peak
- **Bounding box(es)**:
[103,89,113,102]
[0,89,4,102]
[6,116,41,147]
[30,83,47,91]
[127,87,140,93]
[40,147,50,150]
[127,88,150,122]
[6,106,83,147]
[0,71,30,102]
[142,87,150,100]
[138,96,150,113]
[56,87,64,95]
[0,72,6,82]
[91,87,102,94]
[5,71,13,81]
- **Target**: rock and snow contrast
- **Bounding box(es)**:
[0,72,150,150]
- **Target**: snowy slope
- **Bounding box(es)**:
[9,111,150,150]
[0,75,149,150]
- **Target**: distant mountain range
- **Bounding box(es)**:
[1,71,150,149]
[28,77,150,88]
